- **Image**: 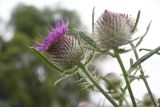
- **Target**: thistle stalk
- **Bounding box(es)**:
[114,48,137,107]
[78,62,119,107]
[130,42,157,107]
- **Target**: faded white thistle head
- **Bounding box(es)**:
[105,72,123,90]
[95,10,135,50]
[33,20,82,70]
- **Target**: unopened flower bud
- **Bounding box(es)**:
[142,93,157,106]
[105,72,123,90]
[95,10,135,50]
[33,20,82,70]
[111,92,121,100]
[78,101,94,107]
[138,104,148,107]
[87,64,96,72]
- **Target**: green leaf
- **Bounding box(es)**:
[79,31,97,49]
[100,76,112,86]
[132,10,141,32]
[30,48,63,73]
[132,46,160,68]
[54,74,73,86]
[92,6,95,34]
[136,21,152,47]
[128,67,139,74]
[130,58,134,67]
[85,51,95,65]
[139,48,160,55]
[117,48,132,53]
[78,31,115,57]
[128,74,149,80]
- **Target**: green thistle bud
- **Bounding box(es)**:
[138,104,148,107]
[105,72,123,90]
[111,92,121,100]
[142,93,157,106]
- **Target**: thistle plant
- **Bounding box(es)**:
[31,7,160,107]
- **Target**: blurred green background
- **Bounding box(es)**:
[0,3,88,107]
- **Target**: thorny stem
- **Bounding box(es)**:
[78,62,119,107]
[118,87,130,106]
[119,87,129,106]
[130,43,157,107]
[114,48,137,107]
[119,69,139,106]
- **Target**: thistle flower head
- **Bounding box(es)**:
[142,93,157,106]
[95,10,135,50]
[111,92,121,100]
[78,101,94,107]
[35,20,69,51]
[105,72,123,90]
[33,20,82,70]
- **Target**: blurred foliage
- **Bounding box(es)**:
[9,3,83,38]
[0,3,88,107]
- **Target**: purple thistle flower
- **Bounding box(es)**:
[95,10,135,50]
[34,20,69,51]
[33,20,82,70]
[47,34,82,70]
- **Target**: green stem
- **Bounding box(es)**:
[130,43,157,107]
[118,88,130,106]
[119,69,138,105]
[78,62,119,107]
[114,48,137,107]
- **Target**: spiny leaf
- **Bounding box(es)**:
[100,76,112,86]
[139,48,160,55]
[54,78,63,86]
[92,6,95,34]
[128,75,149,80]
[78,31,115,56]
[132,10,141,32]
[85,51,95,65]
[30,48,63,73]
[132,46,160,68]
[54,74,73,86]
[130,58,134,67]
[117,48,132,53]
[136,21,152,47]
[78,31,97,49]
[128,67,140,74]
[77,78,94,90]
[61,67,78,76]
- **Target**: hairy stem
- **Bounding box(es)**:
[78,62,119,107]
[130,43,157,107]
[114,48,137,107]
